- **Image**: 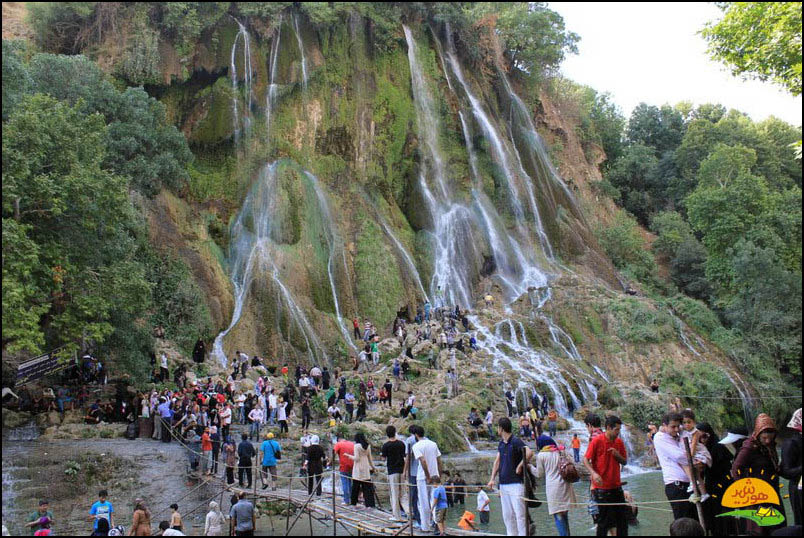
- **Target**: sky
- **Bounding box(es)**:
[548,2,802,126]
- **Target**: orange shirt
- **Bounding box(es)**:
[571,437,581,449]
[458,511,475,530]
[547,410,557,421]
[201,433,212,452]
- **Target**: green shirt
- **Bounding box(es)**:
[27,510,53,535]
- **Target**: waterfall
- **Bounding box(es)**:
[305,170,355,351]
[293,13,308,90]
[212,162,327,367]
[265,17,282,134]
[230,18,254,143]
[375,214,429,302]
[404,25,481,309]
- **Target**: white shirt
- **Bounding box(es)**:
[249,408,264,423]
[654,431,691,484]
[485,411,493,425]
[299,377,310,388]
[310,367,321,377]
[328,405,339,416]
[412,438,441,481]
[268,394,277,409]
[278,402,287,421]
[219,407,232,426]
[406,395,416,407]
[161,354,168,368]
[162,529,186,536]
[477,489,490,512]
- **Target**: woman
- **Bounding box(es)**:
[128,500,151,536]
[732,413,787,536]
[781,408,802,527]
[224,435,237,485]
[204,501,225,536]
[347,432,376,508]
[169,503,183,532]
[305,435,328,497]
[697,422,736,536]
[533,435,576,536]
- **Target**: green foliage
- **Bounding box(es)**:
[354,215,405,330]
[465,2,579,76]
[701,2,802,96]
[663,294,721,340]
[115,18,161,85]
[659,359,745,431]
[147,253,214,354]
[650,211,694,258]
[2,40,32,121]
[626,103,686,156]
[620,395,666,429]
[155,2,230,59]
[605,144,660,223]
[24,54,193,197]
[595,210,659,286]
[723,240,801,377]
[606,297,675,343]
[2,94,152,355]
[27,2,97,53]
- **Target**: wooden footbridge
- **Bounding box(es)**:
[223,470,502,536]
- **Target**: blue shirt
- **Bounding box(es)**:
[498,436,526,485]
[157,401,172,418]
[89,500,113,530]
[261,439,280,467]
[432,486,448,509]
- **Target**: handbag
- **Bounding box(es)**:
[558,448,580,483]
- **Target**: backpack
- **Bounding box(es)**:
[558,448,580,483]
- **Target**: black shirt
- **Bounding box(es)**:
[306,444,326,475]
[498,436,526,485]
[381,439,406,475]
[238,440,256,466]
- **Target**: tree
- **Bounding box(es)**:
[2,95,152,354]
[1,40,32,121]
[701,2,802,96]
[605,144,660,223]
[626,103,686,156]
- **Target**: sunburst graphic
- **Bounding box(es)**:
[712,468,786,527]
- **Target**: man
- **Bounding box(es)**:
[487,417,531,536]
[353,317,361,340]
[267,389,277,426]
[160,353,169,383]
[237,433,256,488]
[26,500,54,535]
[403,425,422,527]
[485,407,495,440]
[158,397,173,443]
[584,415,628,537]
[383,378,393,408]
[219,402,232,441]
[654,412,697,521]
[229,491,256,536]
[88,489,114,533]
[413,425,442,533]
[504,390,515,418]
[260,432,281,490]
[467,408,482,429]
[381,425,409,522]
[333,434,355,505]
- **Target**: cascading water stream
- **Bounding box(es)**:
[212,162,327,368]
[305,170,355,351]
[230,18,254,143]
[265,16,282,134]
[293,13,308,90]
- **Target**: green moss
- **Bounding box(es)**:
[190,76,236,146]
[606,296,675,343]
[585,306,604,336]
[188,151,237,203]
[354,212,405,329]
[663,294,721,339]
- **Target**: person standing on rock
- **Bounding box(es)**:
[219,402,232,441]
[159,353,169,383]
[585,415,628,537]
[353,317,361,340]
[505,390,515,418]
[547,408,558,437]
[487,417,531,536]
[192,339,206,364]
[424,300,431,321]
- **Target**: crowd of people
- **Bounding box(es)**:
[7,293,802,537]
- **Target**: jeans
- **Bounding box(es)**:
[573,447,580,463]
[553,512,569,536]
[269,408,276,425]
[594,487,628,537]
[249,421,260,440]
[201,450,210,474]
[480,511,489,524]
[548,421,557,437]
[388,473,409,520]
[487,424,495,440]
[409,479,420,524]
[499,482,527,536]
[417,479,433,531]
[340,471,352,504]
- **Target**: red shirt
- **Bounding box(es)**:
[585,434,626,490]
[201,433,212,452]
[333,440,355,473]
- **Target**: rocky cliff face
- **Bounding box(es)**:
[59,8,751,429]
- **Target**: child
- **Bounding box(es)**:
[571,433,581,463]
[430,476,448,536]
[680,409,712,502]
